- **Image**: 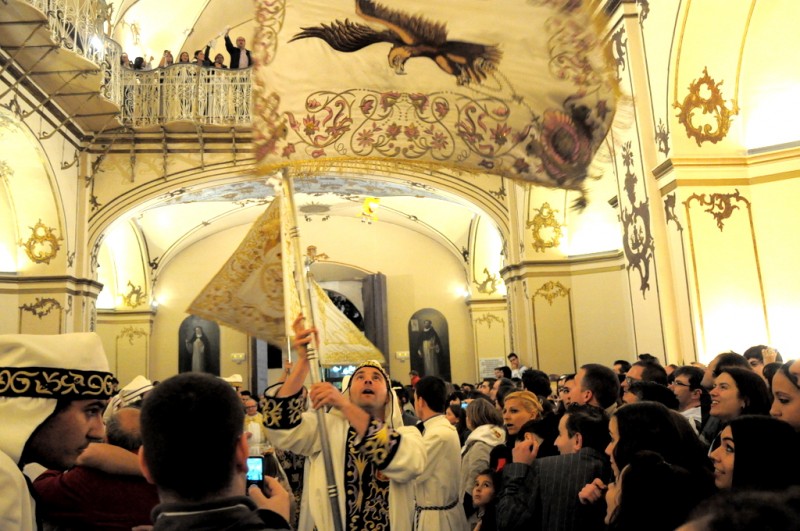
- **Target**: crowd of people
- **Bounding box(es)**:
[120,28,252,71]
[2,326,800,530]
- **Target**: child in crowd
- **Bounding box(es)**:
[472,469,499,531]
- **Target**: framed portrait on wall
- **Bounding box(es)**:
[408,308,450,382]
[179,315,221,375]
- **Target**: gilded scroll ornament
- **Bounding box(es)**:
[610,27,627,80]
[683,189,747,232]
[474,313,504,329]
[527,202,563,253]
[122,281,147,308]
[620,142,654,296]
[533,281,570,306]
[118,326,148,345]
[655,119,670,157]
[19,297,62,318]
[90,236,104,273]
[18,220,61,264]
[0,160,12,183]
[473,268,500,295]
[673,67,738,146]
[664,194,683,232]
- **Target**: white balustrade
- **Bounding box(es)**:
[120,65,253,127]
[22,0,252,127]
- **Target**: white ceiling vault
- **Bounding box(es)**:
[107,172,491,290]
[110,0,258,68]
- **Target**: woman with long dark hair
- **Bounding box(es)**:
[605,451,703,531]
[705,367,771,448]
[770,361,800,431]
[709,415,800,491]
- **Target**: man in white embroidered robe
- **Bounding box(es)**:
[413,376,469,531]
[263,320,425,531]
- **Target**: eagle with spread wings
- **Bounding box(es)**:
[290,0,502,85]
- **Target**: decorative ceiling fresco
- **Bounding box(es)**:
[161,175,446,206]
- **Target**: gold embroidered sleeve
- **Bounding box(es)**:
[355,417,400,470]
[262,389,306,429]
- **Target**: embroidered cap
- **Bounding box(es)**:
[351,360,390,384]
[0,332,117,463]
[0,333,116,400]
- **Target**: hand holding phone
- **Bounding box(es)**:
[248,476,291,522]
[246,456,264,489]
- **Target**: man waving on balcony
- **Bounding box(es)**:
[224,28,252,69]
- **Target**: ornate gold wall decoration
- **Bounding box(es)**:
[673,67,738,146]
[19,297,62,318]
[527,203,563,253]
[610,27,627,81]
[0,160,13,182]
[655,119,670,156]
[533,281,570,306]
[18,220,62,264]
[474,313,504,329]
[122,280,147,308]
[306,245,329,263]
[473,268,500,295]
[638,0,650,22]
[683,189,747,232]
[90,236,104,273]
[620,142,654,297]
[118,326,148,345]
[664,194,683,231]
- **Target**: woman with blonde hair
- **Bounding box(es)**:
[489,390,543,472]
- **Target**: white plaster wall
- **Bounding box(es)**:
[149,213,475,384]
[570,268,636,367]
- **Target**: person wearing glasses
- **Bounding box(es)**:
[244,398,270,455]
[668,366,709,434]
[621,360,667,393]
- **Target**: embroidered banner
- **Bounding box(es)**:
[188,185,385,365]
[253,0,617,200]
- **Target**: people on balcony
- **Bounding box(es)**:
[121,53,131,69]
[178,51,191,63]
[158,50,174,68]
[194,49,212,67]
[212,53,227,69]
[224,29,251,69]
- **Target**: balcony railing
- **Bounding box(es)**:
[26,0,122,104]
[20,0,252,128]
[120,65,253,127]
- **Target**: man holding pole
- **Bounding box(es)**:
[263,316,426,531]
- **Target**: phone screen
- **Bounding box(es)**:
[246,456,264,489]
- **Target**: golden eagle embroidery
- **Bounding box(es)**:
[290,0,502,85]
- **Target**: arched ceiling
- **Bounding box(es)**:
[110,0,257,67]
[110,174,491,282]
